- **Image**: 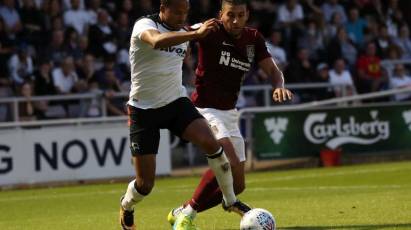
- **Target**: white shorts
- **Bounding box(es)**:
[196,107,246,162]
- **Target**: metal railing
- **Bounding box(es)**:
[241,82,353,107]
[0,92,130,123]
[0,82,352,124]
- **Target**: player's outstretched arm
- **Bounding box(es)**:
[259,57,293,103]
[140,19,219,49]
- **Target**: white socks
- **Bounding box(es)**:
[181,204,197,219]
[121,180,145,211]
[206,147,236,206]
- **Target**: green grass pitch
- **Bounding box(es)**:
[1,161,411,230]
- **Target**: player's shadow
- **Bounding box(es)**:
[276,223,411,230]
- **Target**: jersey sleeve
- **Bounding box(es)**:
[131,18,158,40]
[255,31,272,63]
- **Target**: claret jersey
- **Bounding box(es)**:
[191,22,271,110]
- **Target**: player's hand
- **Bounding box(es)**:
[273,88,293,103]
[195,19,219,38]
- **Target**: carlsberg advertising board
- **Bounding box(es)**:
[253,103,411,159]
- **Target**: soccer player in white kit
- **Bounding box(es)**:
[119,1,250,229]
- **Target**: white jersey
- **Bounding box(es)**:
[128,15,188,109]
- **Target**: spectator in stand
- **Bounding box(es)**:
[390,64,411,101]
[394,24,411,59]
[386,44,403,61]
[374,24,394,58]
[135,0,154,19]
[85,0,102,25]
[363,18,379,44]
[0,17,13,121]
[19,0,45,46]
[49,15,64,32]
[8,44,33,86]
[52,56,83,94]
[321,0,347,23]
[101,69,126,116]
[42,0,62,32]
[88,9,116,58]
[0,17,15,74]
[63,0,92,35]
[41,29,66,65]
[266,29,287,69]
[277,0,304,26]
[77,35,89,58]
[385,0,403,37]
[63,27,82,61]
[119,0,138,23]
[33,0,45,9]
[329,58,355,97]
[33,59,56,96]
[32,59,56,119]
[356,42,387,93]
[94,54,124,87]
[313,63,334,100]
[354,0,383,19]
[76,53,96,82]
[0,0,22,39]
[0,72,13,121]
[345,7,367,45]
[326,12,345,40]
[115,11,131,50]
[277,0,304,55]
[285,47,316,102]
[62,0,84,11]
[285,47,315,83]
[328,26,358,67]
[298,19,326,62]
[249,0,277,35]
[0,72,12,95]
[18,81,36,121]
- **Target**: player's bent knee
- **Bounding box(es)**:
[198,136,220,155]
[135,179,155,195]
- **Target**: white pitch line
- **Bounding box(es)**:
[0,189,122,202]
[168,184,410,193]
[246,167,411,183]
[1,166,410,202]
[246,184,408,191]
[0,184,409,203]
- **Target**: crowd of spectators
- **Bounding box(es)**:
[1,0,411,122]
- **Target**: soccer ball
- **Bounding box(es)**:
[240,208,276,230]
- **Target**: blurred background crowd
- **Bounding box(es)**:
[1,0,411,122]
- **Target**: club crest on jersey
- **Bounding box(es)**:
[246,45,255,62]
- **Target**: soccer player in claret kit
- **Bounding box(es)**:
[118,0,251,229]
[168,0,293,229]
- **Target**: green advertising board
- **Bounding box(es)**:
[252,103,411,159]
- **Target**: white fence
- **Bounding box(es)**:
[0,121,171,187]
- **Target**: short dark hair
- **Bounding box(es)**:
[221,0,249,9]
[161,0,188,7]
